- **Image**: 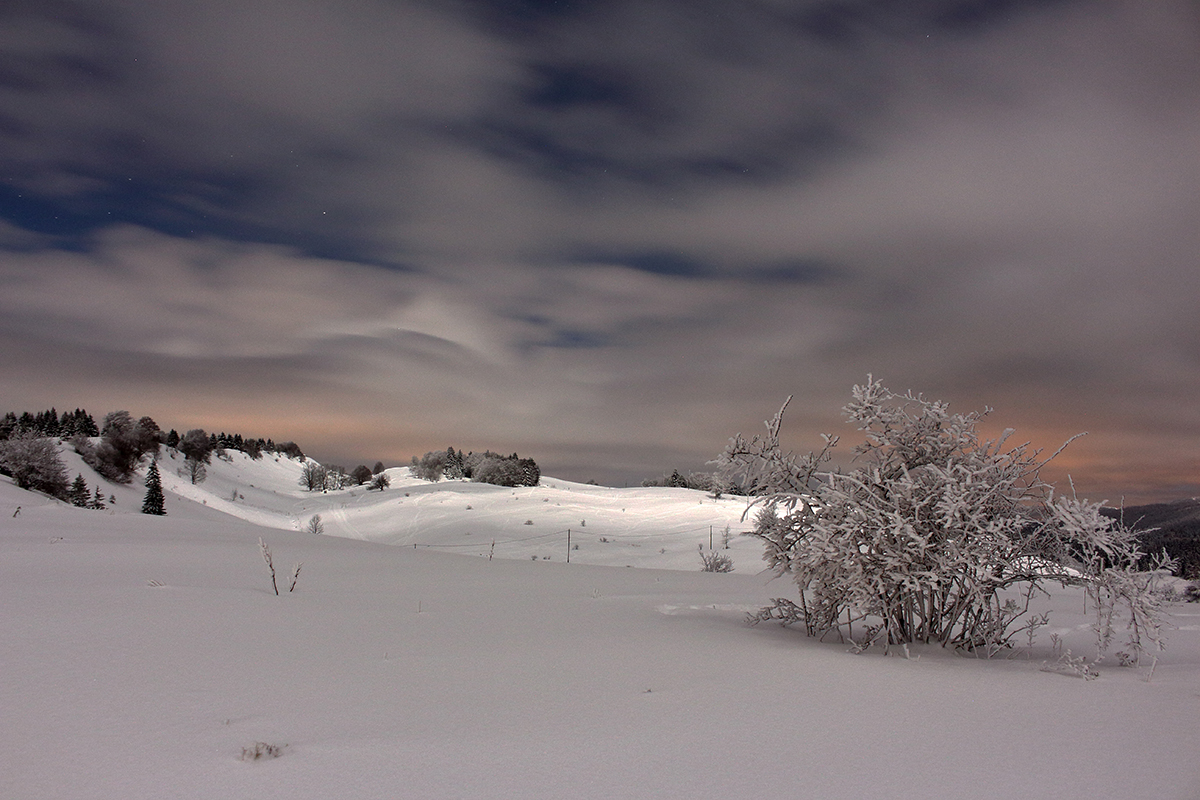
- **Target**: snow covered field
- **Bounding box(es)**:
[2,452,1198,799]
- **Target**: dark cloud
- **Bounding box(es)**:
[1,0,1198,501]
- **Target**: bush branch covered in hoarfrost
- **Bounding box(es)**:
[719,378,1173,662]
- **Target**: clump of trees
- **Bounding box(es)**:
[411,447,540,487]
[719,378,1173,664]
[1,409,163,490]
[2,405,308,500]
[67,474,108,509]
[642,469,745,496]
[70,411,163,483]
[297,460,392,492]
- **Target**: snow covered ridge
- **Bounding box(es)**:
[18,440,761,571]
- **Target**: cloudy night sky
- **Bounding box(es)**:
[2,0,1198,501]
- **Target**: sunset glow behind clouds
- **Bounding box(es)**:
[2,0,1198,501]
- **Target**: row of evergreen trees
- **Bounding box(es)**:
[1,408,99,439]
[162,428,302,461]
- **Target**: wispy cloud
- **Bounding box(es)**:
[1,0,1198,498]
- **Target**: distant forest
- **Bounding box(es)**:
[1102,501,1200,579]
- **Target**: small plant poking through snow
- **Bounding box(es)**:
[259,538,278,596]
[698,544,734,573]
[305,514,324,535]
[240,742,285,761]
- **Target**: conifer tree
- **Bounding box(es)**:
[141,460,166,516]
[69,474,90,507]
[90,485,106,510]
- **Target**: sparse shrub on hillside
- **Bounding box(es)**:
[698,544,734,573]
[0,432,70,499]
[369,472,390,491]
[259,538,278,595]
[721,378,1173,662]
[240,742,285,761]
[306,514,324,535]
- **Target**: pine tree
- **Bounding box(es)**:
[69,474,90,507]
[141,460,166,516]
[90,485,106,510]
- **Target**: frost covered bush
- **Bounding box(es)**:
[698,544,734,573]
[240,741,285,761]
[720,378,1172,662]
[0,432,69,499]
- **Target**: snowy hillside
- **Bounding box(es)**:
[139,448,762,570]
[2,452,1199,799]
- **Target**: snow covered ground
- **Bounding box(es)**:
[2,451,1198,799]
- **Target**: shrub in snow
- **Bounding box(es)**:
[306,514,324,535]
[698,544,734,573]
[240,742,285,761]
[0,432,70,499]
[719,377,1173,662]
[259,538,279,595]
[369,472,390,491]
[259,538,301,594]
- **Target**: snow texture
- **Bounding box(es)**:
[1,449,1198,799]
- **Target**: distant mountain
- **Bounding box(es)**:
[1101,500,1200,578]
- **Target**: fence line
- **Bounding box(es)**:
[410,523,749,554]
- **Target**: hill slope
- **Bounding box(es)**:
[2,474,1199,799]
[124,447,762,571]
